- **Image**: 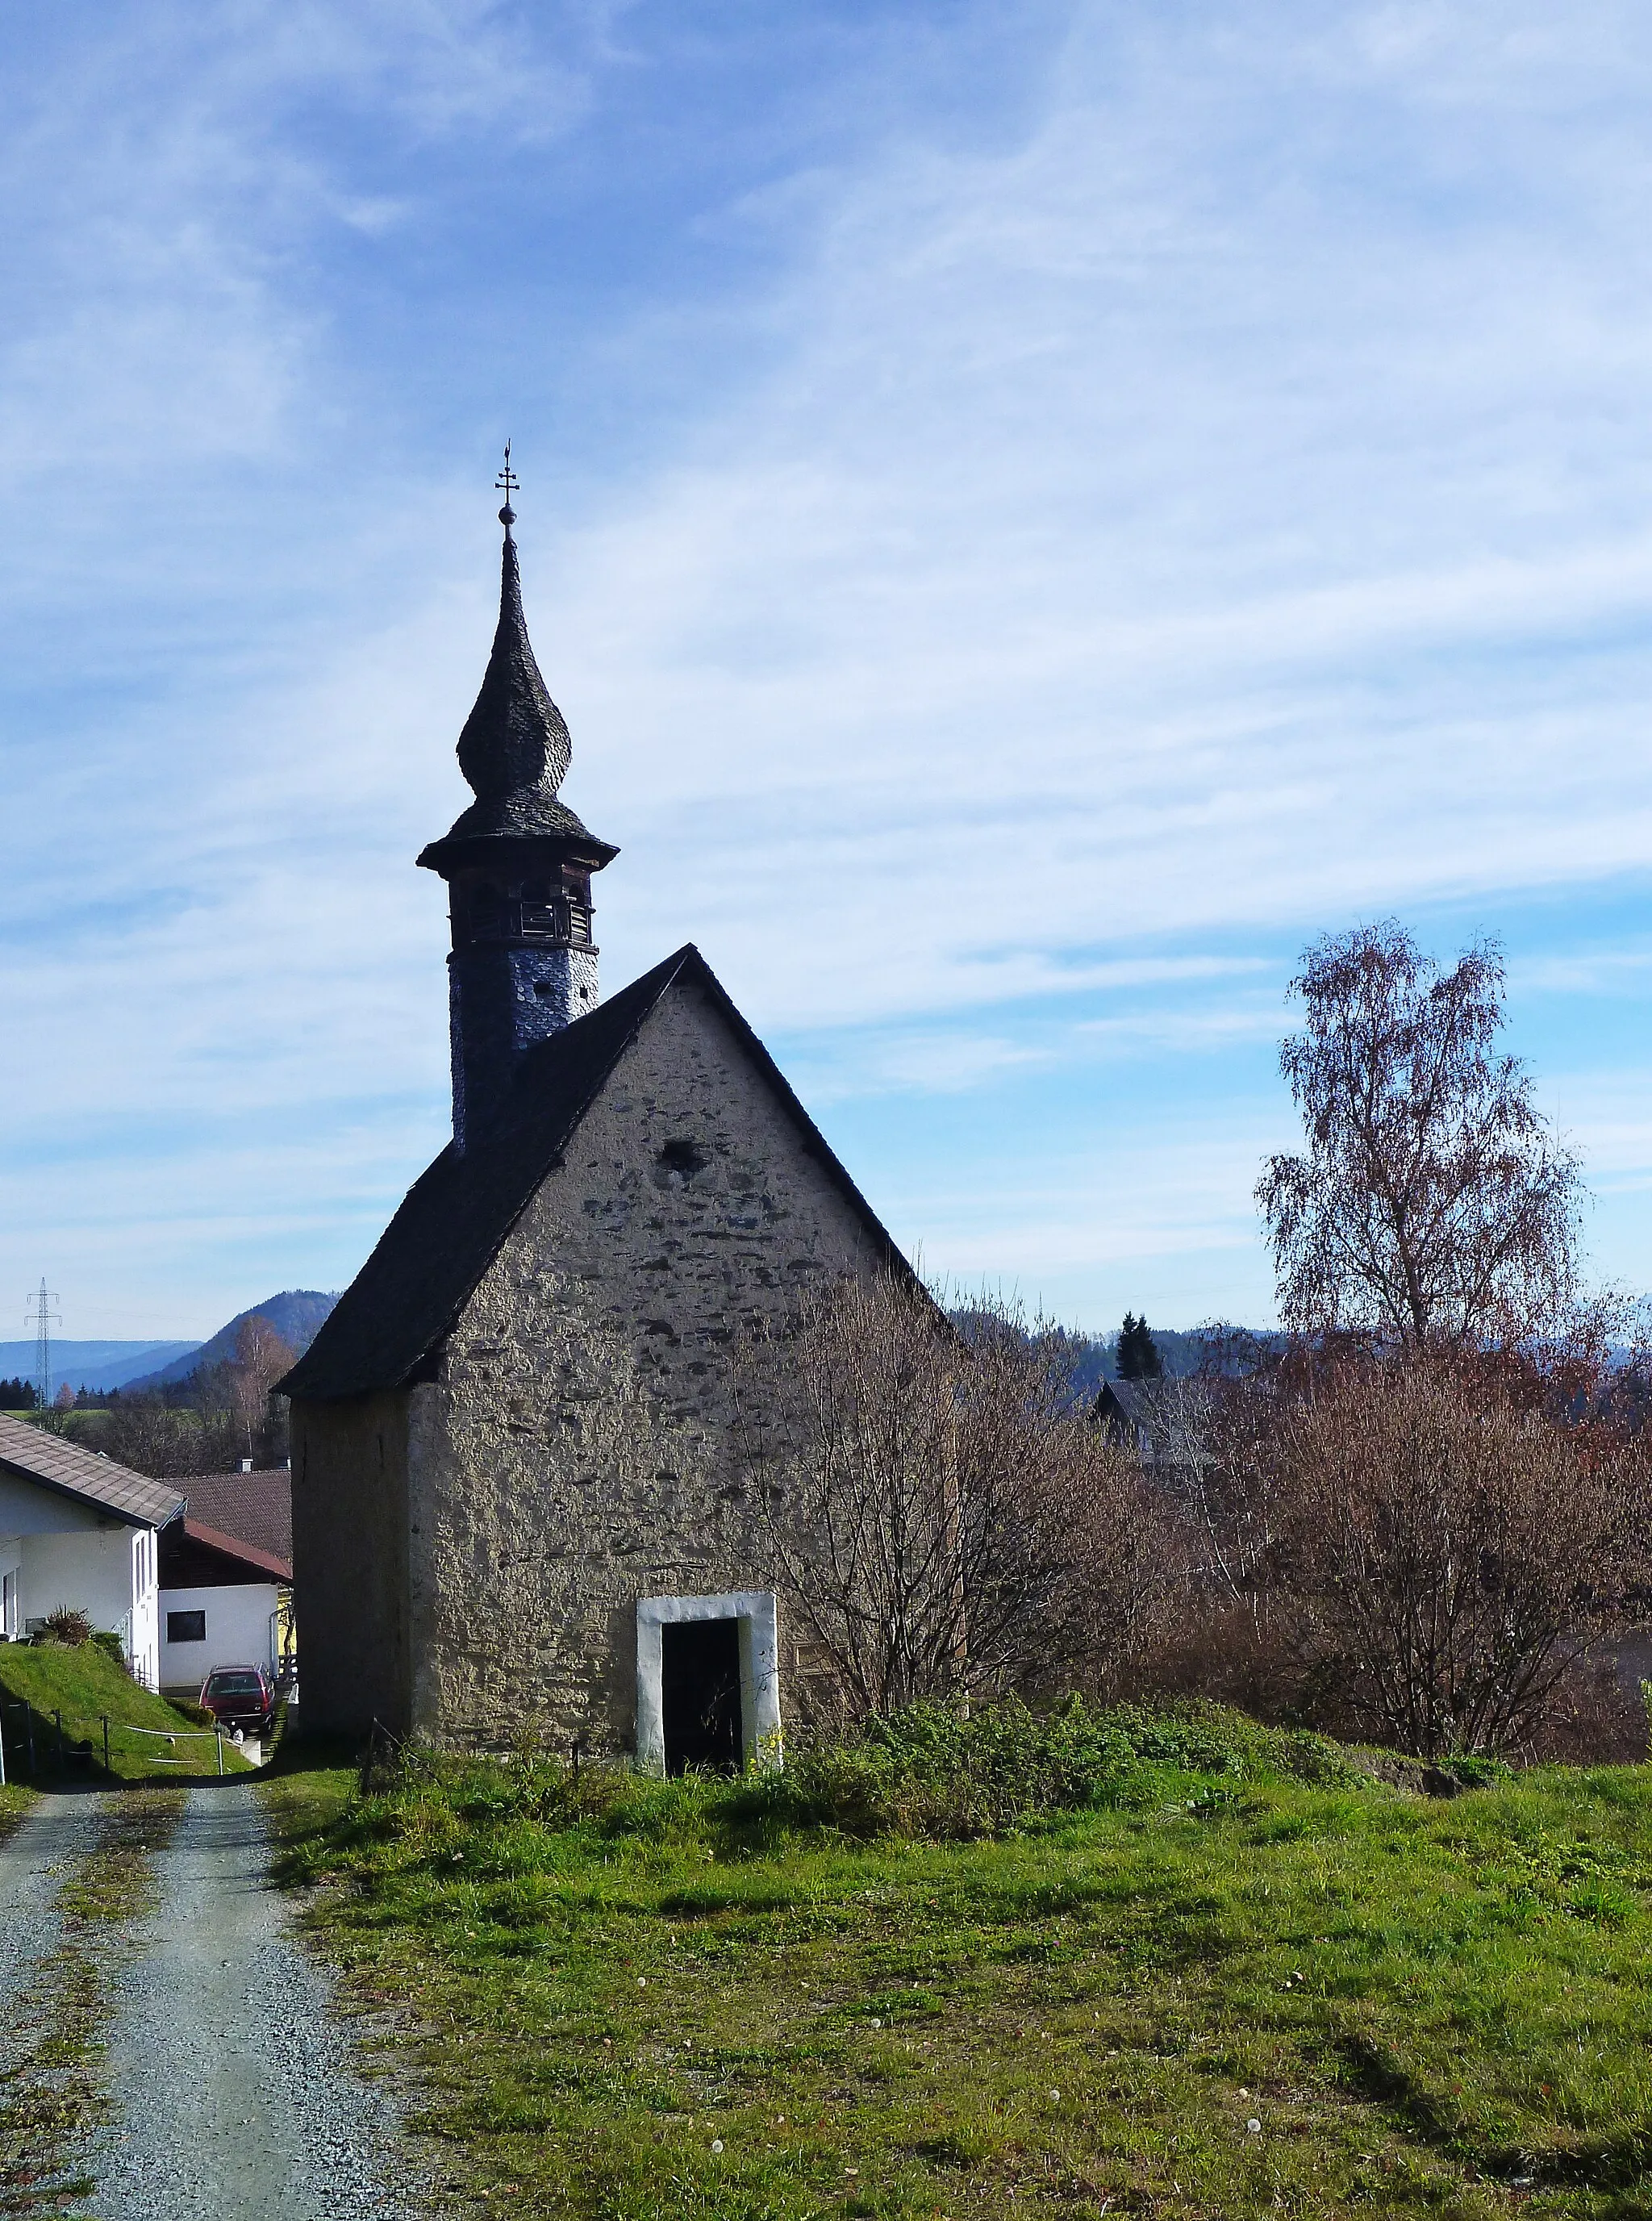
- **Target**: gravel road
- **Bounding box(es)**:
[81,1781,425,2220]
[0,1789,105,2069]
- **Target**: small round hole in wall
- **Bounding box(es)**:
[657,1138,707,1184]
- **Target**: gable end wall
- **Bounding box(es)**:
[406,973,885,1747]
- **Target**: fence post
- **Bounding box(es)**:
[215,1730,224,1777]
[359,1718,380,1796]
[53,1711,63,1768]
[25,1712,35,1775]
[102,1717,111,1776]
[0,1704,7,1789]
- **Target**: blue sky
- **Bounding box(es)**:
[3,1,1652,1340]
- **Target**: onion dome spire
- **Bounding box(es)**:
[422,445,611,854]
[418,448,619,1150]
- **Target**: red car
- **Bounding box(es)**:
[198,1665,275,1738]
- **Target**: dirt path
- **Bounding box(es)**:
[80,1781,423,2220]
[0,1789,104,2067]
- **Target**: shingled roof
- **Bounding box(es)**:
[183,1471,293,1567]
[415,532,618,862]
[0,1412,184,1530]
[280,944,912,1403]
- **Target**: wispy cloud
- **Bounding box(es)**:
[5,1,1652,1331]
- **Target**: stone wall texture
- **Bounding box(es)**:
[290,1388,413,1735]
[299,970,886,1746]
[448,942,601,1148]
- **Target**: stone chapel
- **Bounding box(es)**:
[282,491,907,1765]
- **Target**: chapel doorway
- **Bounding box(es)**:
[661,1616,742,1775]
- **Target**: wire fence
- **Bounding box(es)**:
[0,1697,235,1782]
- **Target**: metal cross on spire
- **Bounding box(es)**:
[495,440,519,536]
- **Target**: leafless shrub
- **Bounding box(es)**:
[1525,1651,1648,1765]
[733,1276,1171,1718]
[1153,1334,1652,1760]
[1272,1355,1643,1758]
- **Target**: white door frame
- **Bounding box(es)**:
[634,1589,782,1776]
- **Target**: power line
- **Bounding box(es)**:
[24,1280,61,1409]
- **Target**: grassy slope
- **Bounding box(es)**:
[0,1642,250,1781]
[265,1739,1652,2221]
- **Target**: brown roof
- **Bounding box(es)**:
[0,1412,183,1530]
[180,1519,291,1583]
[181,1471,292,1565]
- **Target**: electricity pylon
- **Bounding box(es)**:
[24,1280,61,1409]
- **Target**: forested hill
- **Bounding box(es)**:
[122,1290,339,1392]
[949,1318,1253,1396]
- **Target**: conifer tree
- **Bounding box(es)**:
[1118,1313,1164,1381]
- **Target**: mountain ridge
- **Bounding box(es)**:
[0,1340,202,1395]
[121,1290,340,1392]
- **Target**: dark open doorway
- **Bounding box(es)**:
[661,1617,742,1775]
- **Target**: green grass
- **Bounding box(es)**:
[0,1641,251,1782]
[0,1784,36,1839]
[262,1709,1652,2221]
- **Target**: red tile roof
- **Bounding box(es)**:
[181,1470,293,1565]
[180,1518,291,1583]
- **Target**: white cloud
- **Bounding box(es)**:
[7,0,1652,1329]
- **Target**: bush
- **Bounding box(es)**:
[348,1701,1362,1854]
[90,1629,124,1667]
[39,1608,93,1647]
[738,1697,1358,1839]
[1275,1362,1642,1759]
[734,1279,1173,1717]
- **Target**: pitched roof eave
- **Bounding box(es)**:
[175,1518,293,1583]
[0,1413,185,1530]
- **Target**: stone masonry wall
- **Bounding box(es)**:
[405,971,885,1748]
[290,1388,414,1735]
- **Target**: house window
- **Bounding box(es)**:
[167,1610,206,1644]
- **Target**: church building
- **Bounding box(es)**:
[282,485,907,1765]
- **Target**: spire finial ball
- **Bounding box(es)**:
[494,440,520,539]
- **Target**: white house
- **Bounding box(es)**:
[0,1413,181,1689]
[157,1503,291,1698]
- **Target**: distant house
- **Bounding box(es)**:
[0,1413,180,1688]
[158,1467,294,1697]
[1094,1377,1210,1509]
[1095,1379,1156,1458]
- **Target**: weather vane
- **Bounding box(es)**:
[495,440,519,536]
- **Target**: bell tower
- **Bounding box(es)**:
[418,453,619,1151]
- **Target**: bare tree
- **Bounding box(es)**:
[733,1277,1168,1718]
[1257,923,1583,1346]
[226,1315,297,1459]
[1274,1356,1642,1759]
